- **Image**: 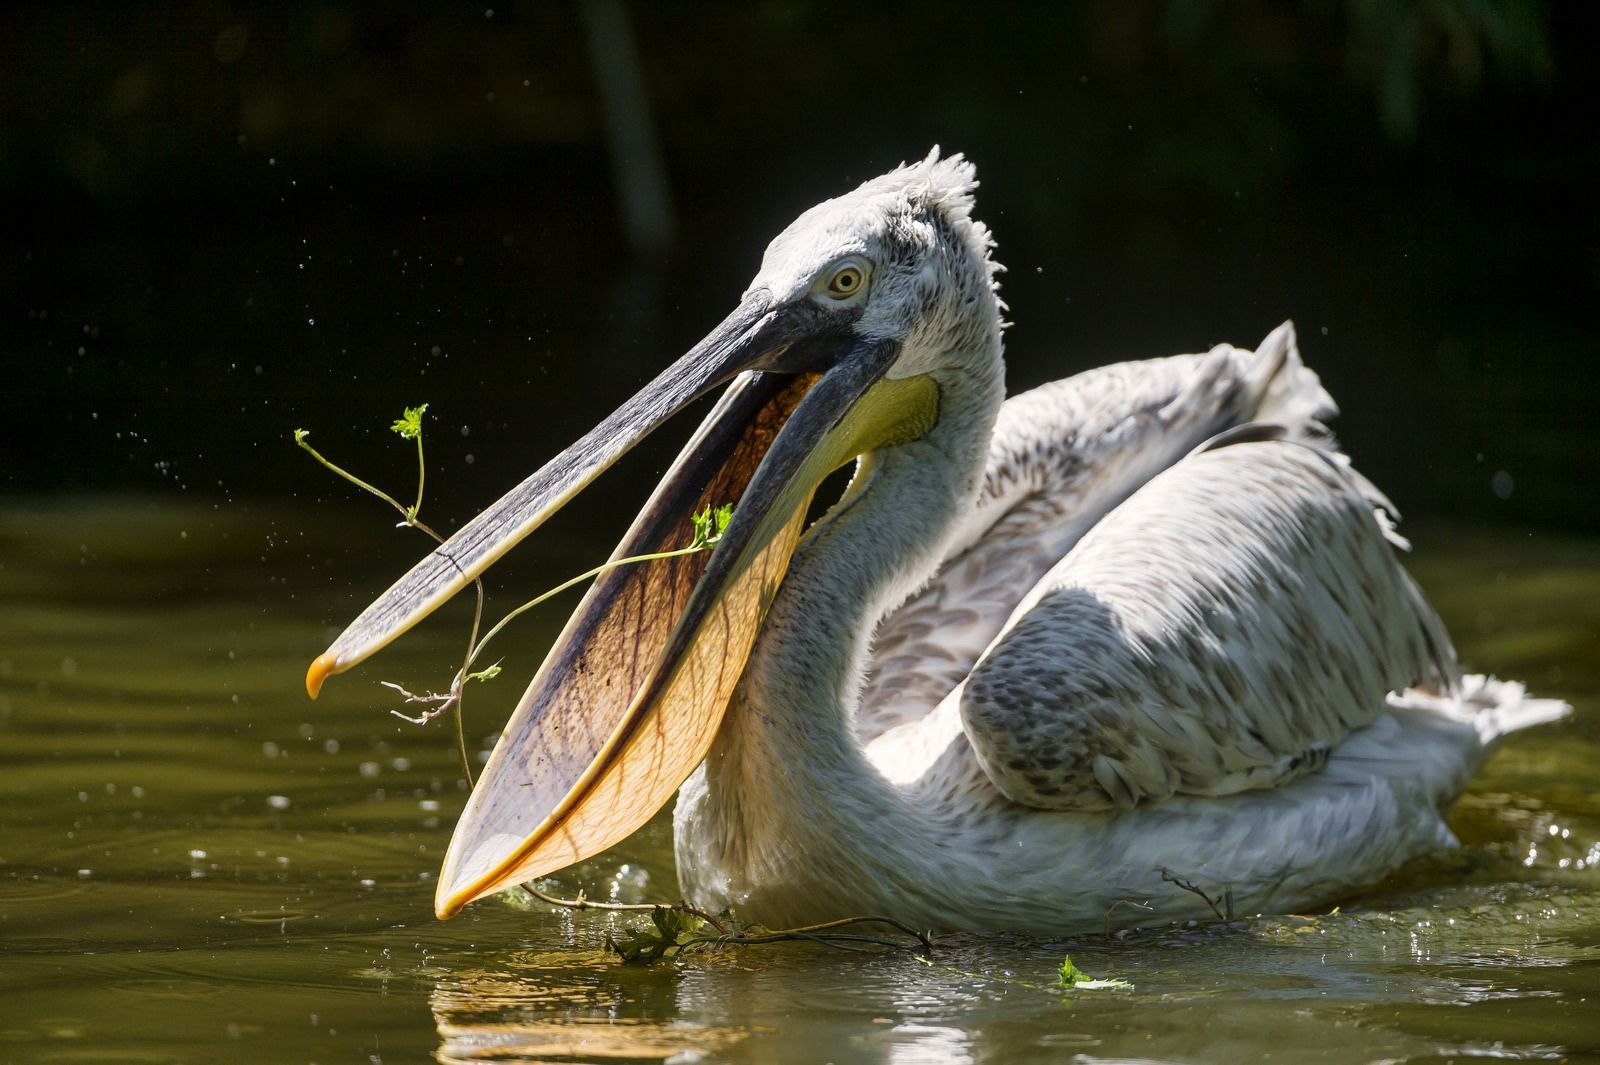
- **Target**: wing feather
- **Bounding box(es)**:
[959,439,1458,811]
[858,322,1332,740]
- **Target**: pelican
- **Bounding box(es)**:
[307,150,1567,931]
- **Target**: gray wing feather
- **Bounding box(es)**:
[859,322,1332,740]
[959,439,1459,811]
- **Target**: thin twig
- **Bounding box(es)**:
[766,914,934,954]
[295,434,410,516]
[516,885,736,936]
[1102,897,1154,938]
[296,424,484,785]
[512,883,928,958]
[737,931,905,952]
[1160,868,1228,922]
[451,539,718,682]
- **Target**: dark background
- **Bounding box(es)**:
[4,1,1595,535]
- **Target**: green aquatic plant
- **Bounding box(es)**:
[389,403,427,440]
[1058,955,1133,990]
[382,500,731,723]
[293,407,733,781]
[606,906,710,964]
[690,502,733,550]
[296,407,486,778]
[295,408,930,964]
[294,422,434,534]
[389,402,428,520]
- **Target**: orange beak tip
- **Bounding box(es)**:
[305,651,339,700]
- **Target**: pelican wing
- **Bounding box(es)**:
[859,322,1334,740]
[958,438,1459,811]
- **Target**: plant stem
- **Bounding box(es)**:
[297,425,725,810]
[296,426,481,785]
[453,541,713,682]
[411,428,425,520]
[296,436,410,517]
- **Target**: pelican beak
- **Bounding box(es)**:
[304,291,939,920]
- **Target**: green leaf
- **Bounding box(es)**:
[391,403,429,440]
[293,428,310,444]
[1059,955,1133,991]
[467,662,502,683]
[689,506,712,549]
[1058,956,1090,985]
[606,906,709,965]
[652,906,706,943]
[689,502,734,550]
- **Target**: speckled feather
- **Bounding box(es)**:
[961,439,1459,810]
[857,324,1336,742]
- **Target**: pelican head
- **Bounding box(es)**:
[307,149,1003,918]
[745,150,1002,378]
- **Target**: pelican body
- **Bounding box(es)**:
[308,151,1566,931]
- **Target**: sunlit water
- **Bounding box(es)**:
[1,499,1595,1064]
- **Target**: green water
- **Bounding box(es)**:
[1,499,1596,1064]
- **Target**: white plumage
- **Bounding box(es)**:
[671,152,1566,931]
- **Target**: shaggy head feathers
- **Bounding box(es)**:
[749,148,1005,353]
[848,146,1001,292]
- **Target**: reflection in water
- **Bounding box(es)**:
[876,1023,975,1065]
[430,954,756,1063]
[434,1016,749,1065]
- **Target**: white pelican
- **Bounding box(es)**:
[307,150,1567,932]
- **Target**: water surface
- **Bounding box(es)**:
[1,499,1595,1064]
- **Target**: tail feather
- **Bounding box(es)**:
[1393,673,1570,747]
[1462,674,1571,746]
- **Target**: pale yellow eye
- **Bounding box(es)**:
[825,265,865,298]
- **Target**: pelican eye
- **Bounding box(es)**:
[823,264,866,300]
